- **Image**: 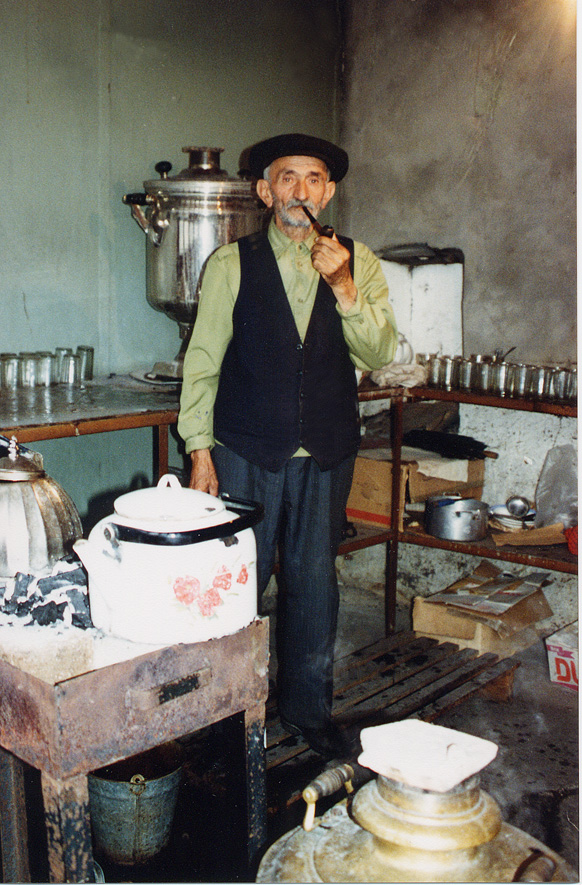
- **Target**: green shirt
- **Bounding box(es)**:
[178,219,397,454]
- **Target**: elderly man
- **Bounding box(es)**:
[178,133,397,759]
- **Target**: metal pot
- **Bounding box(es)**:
[257,773,576,883]
[0,435,82,578]
[257,721,576,883]
[74,474,263,645]
[123,146,266,378]
[425,495,489,542]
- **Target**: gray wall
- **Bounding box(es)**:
[339,0,576,365]
[338,0,577,616]
[0,0,341,519]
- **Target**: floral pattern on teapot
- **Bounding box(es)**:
[173,563,250,618]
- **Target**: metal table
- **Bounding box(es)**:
[0,618,269,883]
[0,375,180,478]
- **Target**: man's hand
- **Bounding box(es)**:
[189,448,219,496]
[310,234,357,311]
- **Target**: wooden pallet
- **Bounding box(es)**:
[265,632,519,812]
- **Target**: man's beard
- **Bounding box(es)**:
[273,196,321,228]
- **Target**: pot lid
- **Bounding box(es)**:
[0,436,45,481]
[143,146,257,198]
[113,474,227,528]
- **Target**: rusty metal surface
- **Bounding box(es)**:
[0,748,31,883]
[0,661,60,773]
[244,704,268,872]
[0,618,269,780]
[0,375,180,439]
[41,770,94,884]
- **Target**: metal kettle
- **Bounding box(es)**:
[123,145,266,379]
[0,435,82,578]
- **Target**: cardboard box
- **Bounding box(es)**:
[346,445,484,530]
[545,622,578,690]
[346,452,407,530]
[412,562,553,656]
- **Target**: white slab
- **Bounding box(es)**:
[380,259,464,357]
[358,720,498,792]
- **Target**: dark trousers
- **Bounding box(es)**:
[212,445,356,730]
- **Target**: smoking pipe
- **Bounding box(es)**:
[302,206,334,238]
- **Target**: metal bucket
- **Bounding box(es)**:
[88,742,184,866]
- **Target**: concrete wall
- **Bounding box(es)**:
[0,0,341,519]
[339,0,576,365]
[335,0,577,627]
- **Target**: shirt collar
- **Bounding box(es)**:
[268,217,317,258]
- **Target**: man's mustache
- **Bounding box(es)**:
[286,199,317,212]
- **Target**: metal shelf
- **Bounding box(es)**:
[355,383,578,634]
[358,381,577,417]
[399,525,577,575]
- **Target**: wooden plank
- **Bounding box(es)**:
[265,637,511,778]
[333,631,419,675]
[478,662,518,702]
[332,645,475,718]
[265,657,516,800]
[264,631,430,715]
[353,652,500,725]
[413,659,521,721]
[334,636,446,696]
[400,526,577,575]
[338,524,391,556]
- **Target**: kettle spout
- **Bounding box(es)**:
[73,538,99,574]
[73,532,121,582]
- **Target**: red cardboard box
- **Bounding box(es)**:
[545,622,578,690]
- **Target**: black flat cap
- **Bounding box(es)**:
[248,133,349,182]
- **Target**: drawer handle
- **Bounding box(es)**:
[128,665,212,710]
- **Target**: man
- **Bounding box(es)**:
[178,133,397,759]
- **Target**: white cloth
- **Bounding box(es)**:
[370,362,428,388]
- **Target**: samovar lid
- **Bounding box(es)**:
[143,146,257,198]
[0,436,45,481]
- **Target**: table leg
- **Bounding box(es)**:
[0,747,30,883]
[244,703,267,874]
[154,424,170,480]
[386,395,404,634]
[40,771,95,884]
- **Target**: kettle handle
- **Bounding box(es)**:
[122,193,168,246]
[101,522,122,561]
[108,495,264,546]
[157,474,182,489]
[221,494,265,534]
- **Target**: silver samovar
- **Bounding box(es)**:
[124,146,266,380]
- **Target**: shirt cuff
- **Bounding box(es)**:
[336,287,365,318]
[184,434,215,455]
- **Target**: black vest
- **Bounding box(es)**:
[213,230,361,472]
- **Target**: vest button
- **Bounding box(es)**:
[296,343,303,351]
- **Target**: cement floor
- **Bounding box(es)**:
[333,582,580,875]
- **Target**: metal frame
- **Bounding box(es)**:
[0,619,269,883]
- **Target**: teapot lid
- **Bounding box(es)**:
[113,474,227,528]
[0,436,45,481]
